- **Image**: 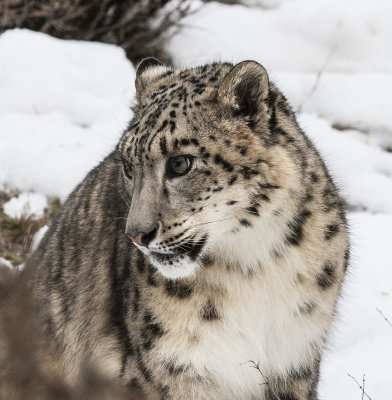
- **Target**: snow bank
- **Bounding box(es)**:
[3,192,48,219]
[167,0,392,135]
[300,114,392,214]
[168,0,392,73]
[0,257,13,270]
[320,212,392,398]
[272,71,392,135]
[0,29,135,200]
[0,29,134,126]
[31,225,49,252]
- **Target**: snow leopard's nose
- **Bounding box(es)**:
[127,223,159,248]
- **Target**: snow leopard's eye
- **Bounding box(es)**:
[122,163,133,180]
[166,155,194,178]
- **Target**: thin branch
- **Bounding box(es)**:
[376,308,392,328]
[297,44,337,113]
[241,361,281,400]
[362,375,365,400]
[348,374,372,400]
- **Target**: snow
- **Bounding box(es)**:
[0,29,135,200]
[31,225,49,253]
[3,192,48,219]
[299,114,392,214]
[0,257,13,270]
[320,212,392,398]
[0,0,392,397]
[167,0,392,138]
[168,0,392,73]
[272,71,392,135]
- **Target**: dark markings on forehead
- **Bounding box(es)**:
[158,120,168,132]
[135,94,187,156]
[147,119,168,153]
[169,120,176,133]
[122,63,234,160]
[159,136,167,156]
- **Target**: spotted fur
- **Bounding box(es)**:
[29,59,349,399]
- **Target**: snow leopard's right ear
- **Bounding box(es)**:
[135,58,171,100]
[218,61,269,128]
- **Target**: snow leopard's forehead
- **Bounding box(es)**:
[118,62,234,164]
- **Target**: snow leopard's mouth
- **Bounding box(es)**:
[148,234,208,278]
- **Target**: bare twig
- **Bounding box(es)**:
[376,308,392,328]
[348,374,372,400]
[241,361,281,400]
[297,44,337,113]
[242,360,269,385]
[362,375,365,400]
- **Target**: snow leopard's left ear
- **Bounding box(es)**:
[135,57,172,100]
[218,61,269,127]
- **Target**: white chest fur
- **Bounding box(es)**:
[149,210,333,399]
[155,258,326,399]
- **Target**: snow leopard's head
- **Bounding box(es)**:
[118,58,300,279]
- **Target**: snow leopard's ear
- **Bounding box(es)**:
[218,61,269,127]
[135,58,171,100]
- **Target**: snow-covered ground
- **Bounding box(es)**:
[0,29,134,200]
[1,0,391,398]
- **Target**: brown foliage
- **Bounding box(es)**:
[0,190,59,266]
[0,0,194,66]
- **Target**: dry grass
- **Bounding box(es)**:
[0,0,195,65]
[0,190,60,267]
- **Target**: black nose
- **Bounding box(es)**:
[128,223,159,248]
[140,224,159,247]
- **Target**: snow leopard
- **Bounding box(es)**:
[29,58,349,400]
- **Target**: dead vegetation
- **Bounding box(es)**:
[0,190,59,267]
[0,0,196,66]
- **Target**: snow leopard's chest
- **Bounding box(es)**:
[151,264,326,398]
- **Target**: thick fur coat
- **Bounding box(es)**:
[28,59,349,399]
